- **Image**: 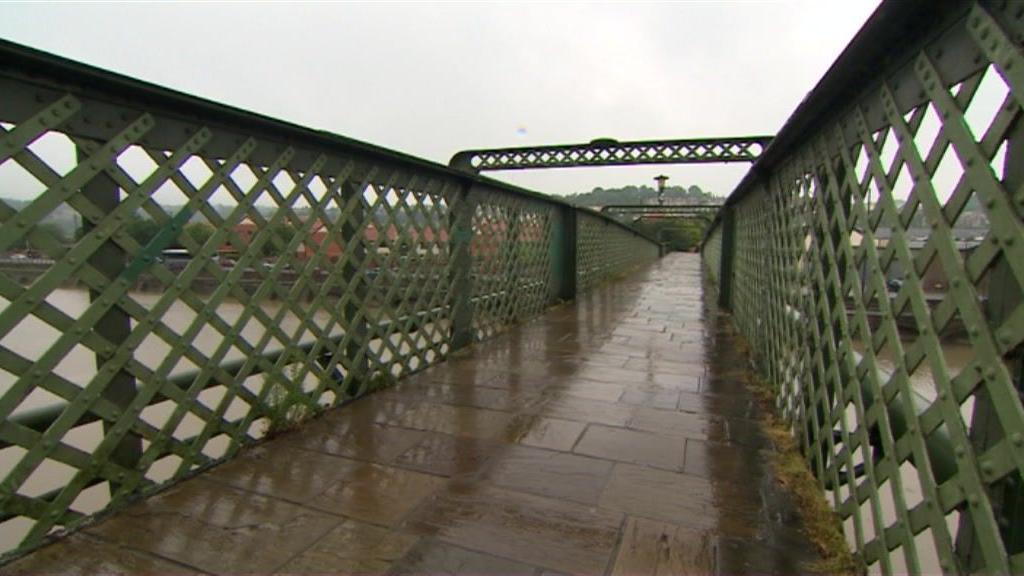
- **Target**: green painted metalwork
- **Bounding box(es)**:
[577,211,659,293]
[702,222,722,287]
[600,204,723,222]
[0,40,659,561]
[702,1,1024,573]
[449,136,772,171]
[551,206,577,303]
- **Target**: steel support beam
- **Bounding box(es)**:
[449,184,477,350]
[600,204,723,221]
[76,142,142,485]
[717,205,736,310]
[450,137,772,172]
[551,206,577,303]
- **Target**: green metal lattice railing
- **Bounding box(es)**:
[0,40,659,560]
[703,1,1024,573]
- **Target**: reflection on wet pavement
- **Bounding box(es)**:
[8,254,821,575]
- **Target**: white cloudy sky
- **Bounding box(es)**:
[0,1,880,198]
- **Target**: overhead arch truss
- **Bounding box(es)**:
[600,204,723,223]
[450,136,773,172]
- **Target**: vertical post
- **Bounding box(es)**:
[449,183,476,350]
[655,175,669,207]
[341,180,370,396]
[77,144,141,487]
[955,119,1024,568]
[717,205,736,309]
[506,207,521,323]
[551,205,577,303]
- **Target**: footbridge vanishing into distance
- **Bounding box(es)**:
[1,0,1024,574]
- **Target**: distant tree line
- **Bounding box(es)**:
[564,184,718,207]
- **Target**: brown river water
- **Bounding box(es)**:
[843,338,977,575]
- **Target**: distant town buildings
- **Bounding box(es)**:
[218,217,454,266]
[851,227,989,295]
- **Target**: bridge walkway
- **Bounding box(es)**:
[9,253,820,575]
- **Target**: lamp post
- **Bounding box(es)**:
[654,174,669,206]
[653,175,670,255]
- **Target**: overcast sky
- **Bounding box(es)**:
[0,1,880,198]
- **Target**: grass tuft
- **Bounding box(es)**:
[261,366,322,438]
[723,326,861,574]
[746,370,862,575]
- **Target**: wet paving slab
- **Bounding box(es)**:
[403,484,623,574]
[85,478,341,575]
[7,253,822,575]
